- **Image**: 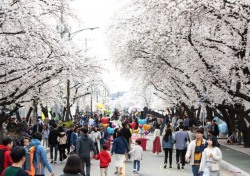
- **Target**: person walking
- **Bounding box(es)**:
[152,124,162,155]
[57,126,67,163]
[32,120,43,134]
[42,125,49,148]
[209,120,220,147]
[76,127,97,176]
[1,146,29,176]
[48,124,59,164]
[70,127,79,153]
[0,137,13,173]
[90,126,101,154]
[66,126,74,154]
[60,154,83,176]
[111,130,129,175]
[185,128,207,176]
[93,144,111,176]
[29,132,54,176]
[199,136,222,176]
[174,124,189,169]
[120,122,132,160]
[162,128,175,169]
[129,139,143,174]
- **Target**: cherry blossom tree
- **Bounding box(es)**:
[0,0,103,132]
[107,0,250,146]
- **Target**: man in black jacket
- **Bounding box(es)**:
[48,124,59,163]
[32,120,43,134]
[209,120,220,147]
[66,126,73,154]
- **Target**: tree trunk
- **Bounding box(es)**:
[26,107,33,123]
[69,109,73,120]
[197,106,201,120]
[63,107,66,121]
[180,102,193,118]
[75,106,80,116]
[65,80,70,121]
[242,127,250,148]
[33,99,38,124]
[40,104,48,118]
[190,106,196,119]
[217,105,234,136]
[206,106,213,121]
[227,109,236,136]
[15,111,21,122]
[175,105,181,116]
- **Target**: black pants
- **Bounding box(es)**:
[58,144,67,161]
[80,156,91,176]
[66,141,70,154]
[176,148,187,166]
[164,148,173,165]
[94,142,99,154]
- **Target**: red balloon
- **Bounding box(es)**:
[138,124,143,129]
[101,117,109,124]
[130,122,136,129]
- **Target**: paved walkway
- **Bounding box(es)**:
[46,134,236,176]
[218,139,250,176]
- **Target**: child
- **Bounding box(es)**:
[93,145,111,176]
[139,127,145,138]
[23,137,30,152]
[129,139,143,174]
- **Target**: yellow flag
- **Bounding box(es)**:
[42,113,45,121]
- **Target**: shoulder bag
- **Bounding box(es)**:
[211,161,219,171]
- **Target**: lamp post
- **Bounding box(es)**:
[68,27,99,40]
[65,27,99,120]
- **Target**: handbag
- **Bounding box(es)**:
[211,162,219,171]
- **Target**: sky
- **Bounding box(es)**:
[69,0,131,93]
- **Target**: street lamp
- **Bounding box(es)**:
[57,25,99,121]
[68,27,99,40]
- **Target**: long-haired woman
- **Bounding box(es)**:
[162,128,175,168]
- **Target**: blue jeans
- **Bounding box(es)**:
[192,165,203,176]
[50,144,58,161]
[133,160,140,171]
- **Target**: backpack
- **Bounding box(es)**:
[23,146,36,176]
[0,149,5,174]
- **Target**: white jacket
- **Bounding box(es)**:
[199,147,222,172]
[185,139,207,165]
[129,145,143,160]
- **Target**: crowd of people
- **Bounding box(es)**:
[0,112,224,176]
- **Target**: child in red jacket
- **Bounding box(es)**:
[0,137,13,174]
[93,145,111,176]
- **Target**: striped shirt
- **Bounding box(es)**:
[194,140,202,165]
